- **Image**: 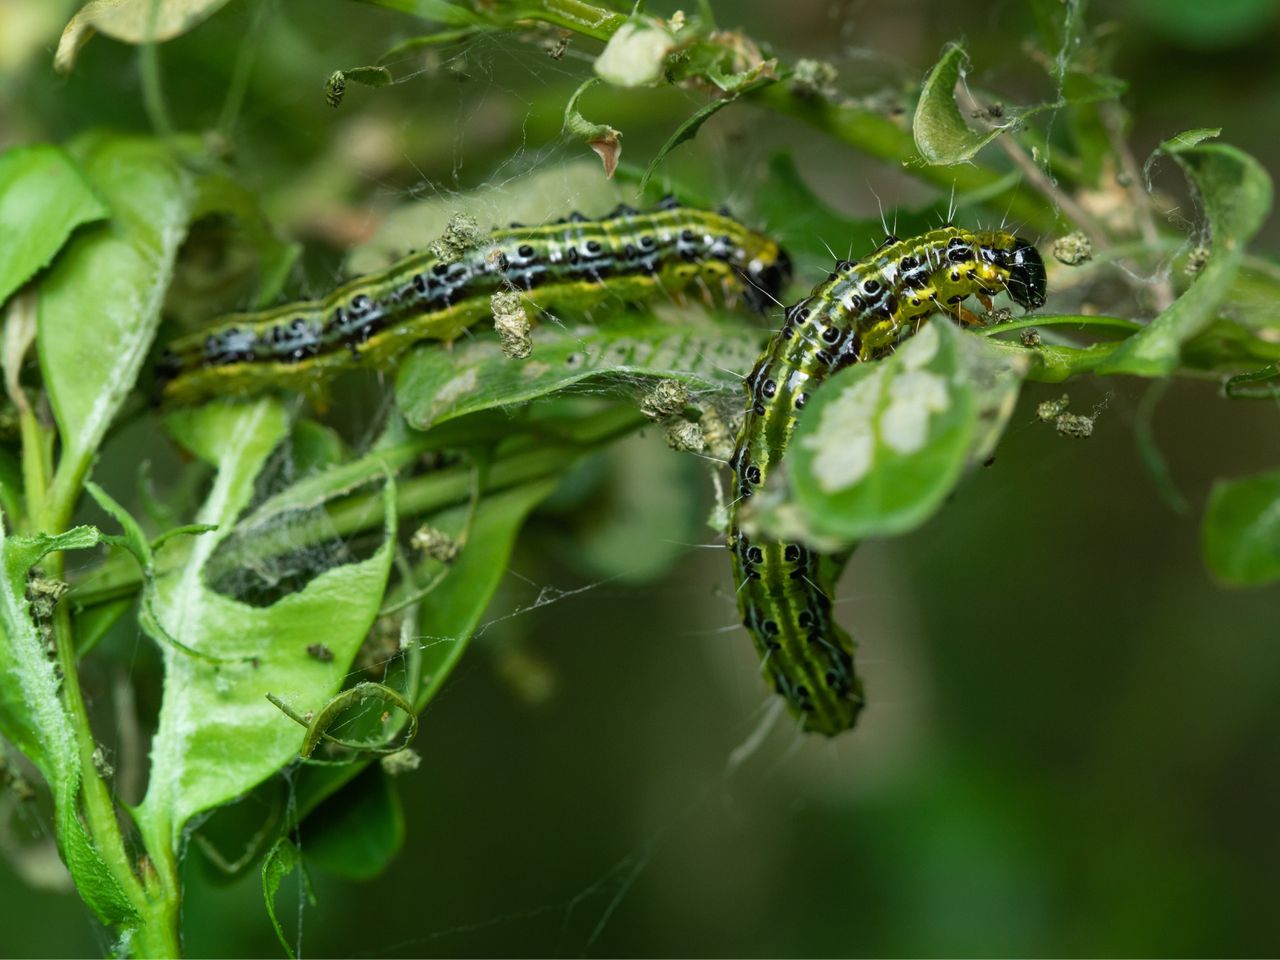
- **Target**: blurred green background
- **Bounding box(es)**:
[2,0,1279,955]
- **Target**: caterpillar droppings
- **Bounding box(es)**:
[157,201,792,405]
[729,227,1046,736]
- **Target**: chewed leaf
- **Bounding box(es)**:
[138,399,395,850]
[0,516,140,927]
[1100,134,1273,375]
[749,320,1026,547]
[397,320,764,430]
[563,78,622,178]
[913,43,1007,165]
[1203,469,1280,586]
[0,519,102,777]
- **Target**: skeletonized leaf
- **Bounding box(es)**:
[748,320,1027,548]
[397,320,764,430]
[1100,134,1273,375]
[137,399,395,851]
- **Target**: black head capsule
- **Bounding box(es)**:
[1001,238,1047,310]
[743,244,793,313]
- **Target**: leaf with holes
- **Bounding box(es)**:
[135,399,395,859]
[748,320,1027,547]
[1099,134,1273,376]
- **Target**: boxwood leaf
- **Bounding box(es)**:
[1203,469,1280,586]
[397,320,764,430]
[1099,134,1273,375]
[56,0,235,73]
[913,43,1007,165]
[749,320,1027,547]
[302,766,404,881]
[37,135,194,511]
[0,144,106,308]
[137,399,395,852]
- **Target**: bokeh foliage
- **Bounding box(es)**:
[1,0,1279,956]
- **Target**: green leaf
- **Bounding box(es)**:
[1099,135,1273,375]
[261,837,313,960]
[280,476,560,854]
[549,433,703,585]
[397,320,764,431]
[59,806,139,926]
[37,135,194,520]
[412,479,560,711]
[302,766,405,881]
[289,420,348,478]
[0,519,101,774]
[348,0,490,28]
[56,0,235,73]
[85,481,153,571]
[913,43,1007,165]
[751,320,1027,546]
[0,515,138,927]
[137,399,396,853]
[0,145,107,308]
[640,77,775,190]
[1224,364,1280,399]
[1132,0,1278,49]
[1203,469,1280,586]
[345,65,393,88]
[190,172,300,308]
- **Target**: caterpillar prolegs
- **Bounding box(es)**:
[156,201,792,404]
[730,227,1047,736]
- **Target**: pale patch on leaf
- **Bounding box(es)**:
[594,22,675,88]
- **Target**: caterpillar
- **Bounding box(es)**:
[729,226,1046,736]
[156,201,791,405]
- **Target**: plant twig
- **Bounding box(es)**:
[955,83,1108,246]
[1101,102,1176,310]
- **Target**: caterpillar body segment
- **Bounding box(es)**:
[729,227,1046,735]
[157,203,792,405]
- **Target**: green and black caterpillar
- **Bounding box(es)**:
[156,200,791,404]
[729,227,1047,736]
[157,200,1047,738]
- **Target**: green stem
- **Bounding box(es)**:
[216,0,275,138]
[139,0,176,141]
[29,464,179,954]
[72,405,646,612]
[525,0,627,41]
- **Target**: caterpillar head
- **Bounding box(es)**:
[743,244,793,313]
[1002,238,1047,310]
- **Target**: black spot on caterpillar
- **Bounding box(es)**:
[730,227,1045,736]
[155,201,792,405]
